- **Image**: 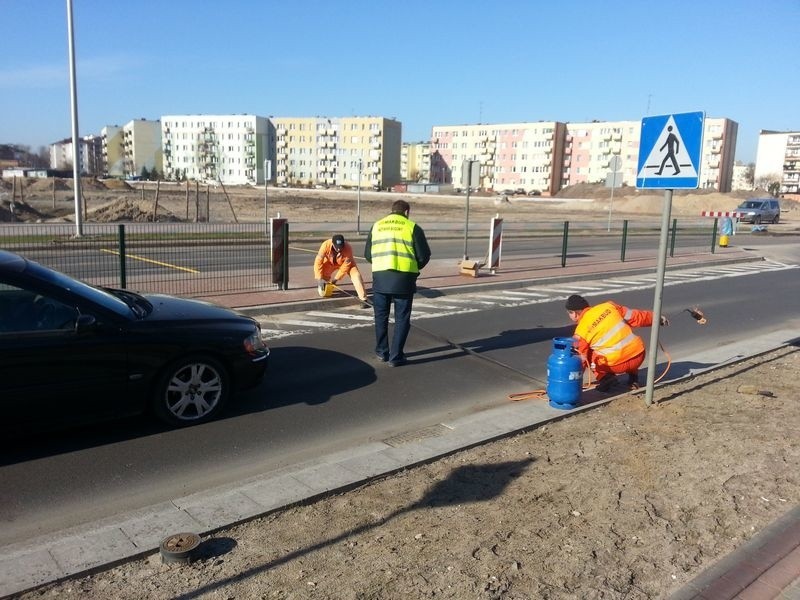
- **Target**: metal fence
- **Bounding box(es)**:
[0,222,276,296]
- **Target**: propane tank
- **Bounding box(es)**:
[546,337,583,410]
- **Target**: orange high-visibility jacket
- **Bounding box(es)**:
[314,239,359,281]
[573,301,653,367]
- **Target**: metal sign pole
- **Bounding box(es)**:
[263,159,271,236]
[644,189,673,406]
[357,158,362,234]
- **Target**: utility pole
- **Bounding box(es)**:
[66,0,83,237]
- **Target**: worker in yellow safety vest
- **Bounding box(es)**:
[565,294,668,392]
[364,200,431,367]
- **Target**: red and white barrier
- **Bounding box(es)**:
[700,211,745,218]
[488,215,503,273]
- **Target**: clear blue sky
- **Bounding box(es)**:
[1,0,797,163]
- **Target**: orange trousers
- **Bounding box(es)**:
[591,351,645,380]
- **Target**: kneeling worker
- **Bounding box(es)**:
[565,294,668,391]
[314,234,369,308]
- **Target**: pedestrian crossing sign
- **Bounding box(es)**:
[636,111,704,189]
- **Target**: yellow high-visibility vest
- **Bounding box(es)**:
[574,302,644,364]
[370,215,419,274]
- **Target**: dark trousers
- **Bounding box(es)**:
[372,291,413,363]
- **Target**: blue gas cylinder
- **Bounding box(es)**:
[546,337,583,410]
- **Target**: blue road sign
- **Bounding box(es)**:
[636,111,704,189]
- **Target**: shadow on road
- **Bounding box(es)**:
[0,347,376,465]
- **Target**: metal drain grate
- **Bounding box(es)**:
[383,423,452,447]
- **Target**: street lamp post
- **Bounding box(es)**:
[66,0,83,237]
[357,158,362,234]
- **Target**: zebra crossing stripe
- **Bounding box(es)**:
[279,319,342,328]
[305,311,373,321]
[440,297,500,305]
[413,302,471,310]
[503,290,549,297]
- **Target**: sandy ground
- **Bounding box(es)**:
[2,177,799,225]
[18,346,800,599]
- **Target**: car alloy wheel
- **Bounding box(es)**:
[154,355,229,426]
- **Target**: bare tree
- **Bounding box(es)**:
[755,172,781,192]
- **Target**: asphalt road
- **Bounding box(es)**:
[1,252,799,548]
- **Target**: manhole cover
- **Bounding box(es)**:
[383,423,451,447]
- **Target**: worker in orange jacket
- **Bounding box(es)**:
[314,234,369,308]
[565,294,668,392]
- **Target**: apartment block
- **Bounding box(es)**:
[160,115,269,184]
[563,121,640,188]
[271,116,402,189]
[731,162,754,191]
[754,130,800,194]
[401,142,431,182]
[101,125,124,177]
[432,116,738,195]
[430,122,566,195]
[699,117,738,192]
[117,119,162,179]
[49,135,104,175]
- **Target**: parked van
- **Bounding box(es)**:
[736,198,781,224]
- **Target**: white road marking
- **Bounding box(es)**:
[259,261,798,339]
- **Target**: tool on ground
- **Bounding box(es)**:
[685,306,707,325]
[326,281,371,308]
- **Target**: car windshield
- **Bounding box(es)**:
[740,200,764,209]
[26,260,134,317]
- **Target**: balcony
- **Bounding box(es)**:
[277,152,287,160]
[372,142,381,149]
[277,141,287,148]
[277,128,287,136]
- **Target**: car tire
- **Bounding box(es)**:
[753,215,761,225]
[152,355,229,427]
[773,214,780,224]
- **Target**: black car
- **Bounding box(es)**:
[0,250,269,433]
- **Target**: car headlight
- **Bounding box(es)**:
[243,329,267,355]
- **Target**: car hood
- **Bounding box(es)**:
[142,294,255,325]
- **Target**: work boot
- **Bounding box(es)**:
[627,373,640,390]
[594,374,617,393]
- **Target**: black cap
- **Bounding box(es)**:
[332,234,345,249]
[565,294,589,311]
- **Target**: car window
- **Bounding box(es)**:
[0,284,78,333]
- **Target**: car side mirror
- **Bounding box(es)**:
[75,314,97,333]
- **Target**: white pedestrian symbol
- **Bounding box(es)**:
[638,115,698,180]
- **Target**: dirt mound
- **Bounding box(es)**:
[89,198,181,222]
[101,178,132,190]
[0,199,46,223]
[25,178,68,192]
